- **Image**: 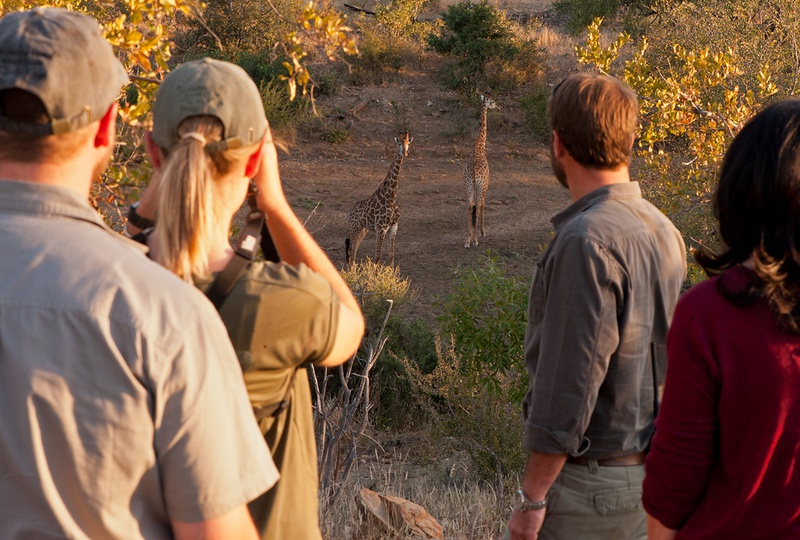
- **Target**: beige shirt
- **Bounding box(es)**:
[0,180,279,538]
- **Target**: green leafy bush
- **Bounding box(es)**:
[348,23,417,85]
[519,84,551,143]
[426,0,540,94]
[374,0,438,40]
[437,254,529,399]
[403,338,528,484]
[372,317,438,429]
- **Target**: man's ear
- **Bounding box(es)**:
[94,103,118,149]
[144,131,163,170]
[244,138,266,178]
[552,130,566,159]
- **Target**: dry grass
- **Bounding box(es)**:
[320,442,515,540]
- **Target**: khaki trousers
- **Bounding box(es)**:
[503,462,646,540]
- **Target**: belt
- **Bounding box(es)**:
[566,451,646,467]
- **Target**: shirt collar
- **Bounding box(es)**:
[0,179,148,254]
[551,182,642,233]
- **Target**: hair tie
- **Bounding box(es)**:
[181,132,207,146]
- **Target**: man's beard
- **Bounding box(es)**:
[550,142,567,189]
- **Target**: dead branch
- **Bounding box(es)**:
[343,3,375,15]
[313,299,393,511]
[343,98,371,120]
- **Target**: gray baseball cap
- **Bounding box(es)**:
[151,58,268,152]
[0,8,129,135]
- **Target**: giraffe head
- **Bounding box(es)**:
[394,132,414,157]
[481,94,499,110]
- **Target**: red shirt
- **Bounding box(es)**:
[643,265,800,538]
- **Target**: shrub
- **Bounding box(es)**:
[426,0,540,95]
[372,317,438,429]
[348,23,417,86]
[374,0,439,40]
[342,258,414,333]
[322,129,351,144]
[403,337,528,486]
[553,0,666,34]
[576,14,786,281]
[437,254,529,399]
[259,78,312,130]
[519,83,551,143]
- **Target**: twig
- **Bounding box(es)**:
[689,236,717,256]
[191,5,225,52]
[302,202,321,228]
[130,74,162,85]
[343,2,375,15]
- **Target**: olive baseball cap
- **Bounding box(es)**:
[0,7,129,135]
[151,58,268,152]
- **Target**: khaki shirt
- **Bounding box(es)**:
[200,261,339,540]
[0,180,278,538]
[523,182,686,458]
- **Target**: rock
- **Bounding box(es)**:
[356,488,444,539]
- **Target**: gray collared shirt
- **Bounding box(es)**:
[522,182,686,458]
[0,180,278,538]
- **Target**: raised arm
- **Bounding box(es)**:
[253,138,365,367]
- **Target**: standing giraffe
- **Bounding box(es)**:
[464,94,498,248]
[346,132,413,267]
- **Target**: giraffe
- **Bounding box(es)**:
[345,132,413,267]
[464,94,498,248]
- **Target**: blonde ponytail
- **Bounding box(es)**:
[153,116,251,282]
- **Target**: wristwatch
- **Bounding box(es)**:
[515,489,546,512]
[126,201,155,230]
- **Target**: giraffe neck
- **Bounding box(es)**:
[475,105,488,154]
[376,149,405,202]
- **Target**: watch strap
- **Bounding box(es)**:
[516,489,546,512]
[127,201,155,230]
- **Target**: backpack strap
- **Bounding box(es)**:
[206,181,280,308]
[205,182,299,418]
[206,204,264,309]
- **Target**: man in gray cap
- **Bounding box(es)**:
[0,8,279,539]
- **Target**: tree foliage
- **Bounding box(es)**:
[576,17,779,259]
[426,0,538,94]
[1,0,357,223]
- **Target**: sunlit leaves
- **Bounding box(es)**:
[279,1,357,100]
[577,18,777,211]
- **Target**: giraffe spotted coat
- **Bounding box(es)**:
[346,132,413,266]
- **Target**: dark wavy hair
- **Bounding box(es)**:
[696,98,800,333]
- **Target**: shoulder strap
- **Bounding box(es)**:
[206,181,279,309]
[206,207,264,309]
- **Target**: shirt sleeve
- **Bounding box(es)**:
[642,295,719,529]
[523,234,623,454]
[151,299,279,522]
[222,262,340,372]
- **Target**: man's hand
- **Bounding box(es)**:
[508,507,545,540]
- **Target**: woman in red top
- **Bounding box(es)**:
[643,99,800,539]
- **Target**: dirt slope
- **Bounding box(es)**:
[279,64,571,323]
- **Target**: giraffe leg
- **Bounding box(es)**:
[479,196,487,238]
[348,228,368,267]
[466,205,475,248]
[387,222,398,266]
[375,228,388,263]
